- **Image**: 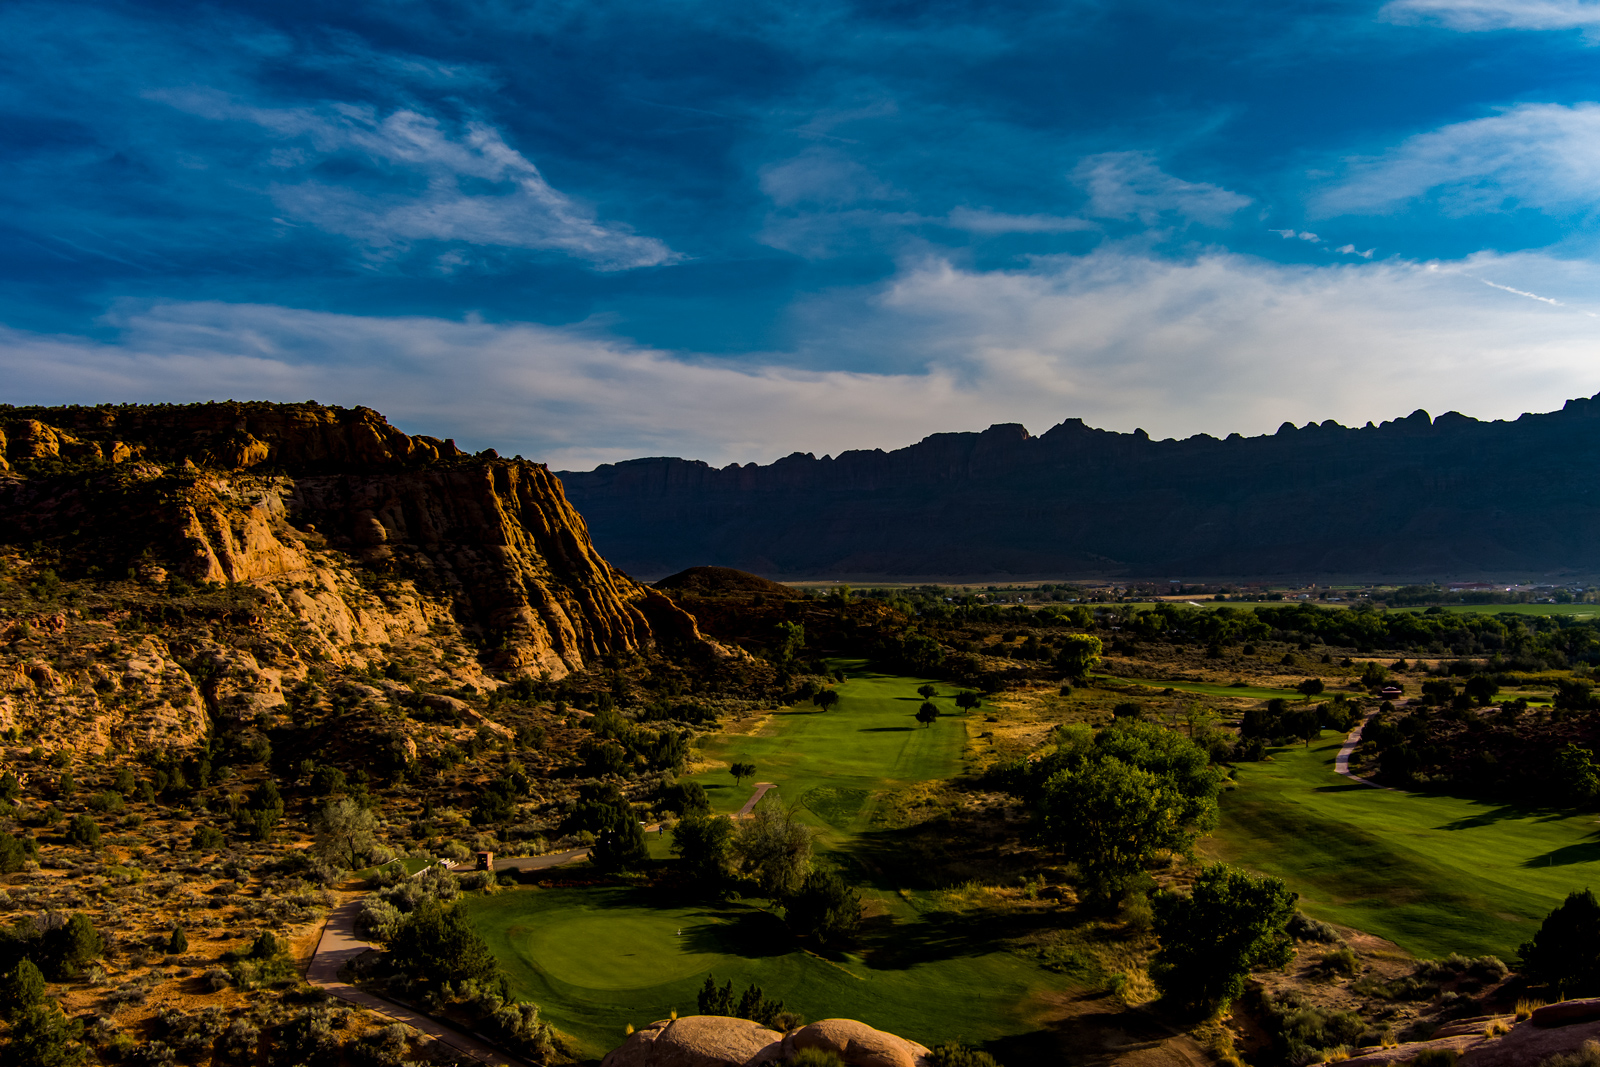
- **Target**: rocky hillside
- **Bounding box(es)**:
[558,394,1600,580]
[0,401,721,753]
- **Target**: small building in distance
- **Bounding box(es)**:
[475,851,494,871]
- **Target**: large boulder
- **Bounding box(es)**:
[786,1019,932,1067]
[601,1016,784,1067]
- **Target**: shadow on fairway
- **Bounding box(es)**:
[681,909,793,958]
[859,726,914,732]
[1313,783,1378,793]
[1437,804,1545,831]
[1521,839,1600,868]
[857,906,1032,970]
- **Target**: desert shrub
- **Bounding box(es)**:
[1410,1051,1460,1067]
[440,840,473,863]
[369,860,410,888]
[927,1043,1002,1067]
[457,869,495,892]
[491,1003,554,1059]
[86,792,125,815]
[791,1050,846,1067]
[356,898,405,941]
[1543,1040,1600,1067]
[190,826,225,851]
[1321,947,1361,977]
[65,815,100,850]
[214,1019,259,1064]
[1288,911,1344,944]
[277,1008,341,1067]
[1254,989,1368,1064]
[203,967,230,993]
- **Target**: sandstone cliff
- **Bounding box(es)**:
[0,401,719,751]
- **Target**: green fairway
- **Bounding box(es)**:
[1204,737,1600,959]
[464,885,1059,1058]
[462,662,1074,1059]
[1093,674,1302,702]
[686,661,970,839]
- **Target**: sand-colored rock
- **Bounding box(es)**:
[601,1017,784,1067]
[1336,1011,1600,1066]
[786,1019,931,1067]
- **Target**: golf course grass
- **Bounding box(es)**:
[465,885,1061,1058]
[1093,674,1303,702]
[462,662,1075,1059]
[1204,735,1600,960]
[685,661,970,840]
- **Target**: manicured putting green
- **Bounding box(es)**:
[522,910,725,988]
[1204,736,1600,959]
[688,660,970,837]
[465,886,1058,1059]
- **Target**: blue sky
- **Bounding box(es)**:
[6,0,1600,467]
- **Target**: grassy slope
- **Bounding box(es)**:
[1203,736,1600,959]
[466,886,1055,1058]
[686,660,969,839]
[466,663,1060,1058]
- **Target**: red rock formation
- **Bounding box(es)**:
[0,402,716,681]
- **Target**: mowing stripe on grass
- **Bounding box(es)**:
[1204,736,1600,959]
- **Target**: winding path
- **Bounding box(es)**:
[307,848,597,1066]
[1334,709,1395,790]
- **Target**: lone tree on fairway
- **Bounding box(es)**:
[672,813,735,894]
[1152,863,1297,1015]
[812,689,840,712]
[955,691,981,713]
[730,761,756,786]
[1521,888,1600,995]
[917,684,938,699]
[1035,722,1224,904]
[732,798,812,900]
[1055,634,1103,680]
[1296,678,1325,701]
[916,702,939,727]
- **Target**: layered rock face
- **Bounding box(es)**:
[559,394,1600,579]
[0,402,710,685]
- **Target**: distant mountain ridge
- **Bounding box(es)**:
[556,396,1600,581]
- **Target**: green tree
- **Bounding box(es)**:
[5,1001,86,1067]
[64,815,99,851]
[1054,635,1103,680]
[313,797,378,869]
[1465,675,1500,705]
[773,621,806,665]
[1151,863,1297,1014]
[955,691,981,713]
[811,689,840,712]
[1039,759,1174,902]
[45,914,103,981]
[1360,661,1390,689]
[112,767,136,796]
[733,799,813,901]
[0,959,46,1022]
[698,974,735,1015]
[917,684,939,700]
[1296,678,1325,701]
[386,899,499,988]
[730,761,756,786]
[1521,888,1600,996]
[672,814,734,891]
[591,805,649,871]
[662,779,712,817]
[785,869,862,946]
[1554,745,1600,808]
[191,825,226,850]
[167,925,187,955]
[0,771,20,801]
[916,702,939,727]
[56,770,74,799]
[1,830,34,873]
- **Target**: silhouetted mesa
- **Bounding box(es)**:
[557,397,1600,581]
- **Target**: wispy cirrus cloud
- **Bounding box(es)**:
[1317,102,1600,216]
[1075,152,1251,226]
[151,90,680,270]
[1383,0,1600,39]
[4,247,1599,469]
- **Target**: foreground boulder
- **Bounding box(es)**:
[601,1017,932,1067]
